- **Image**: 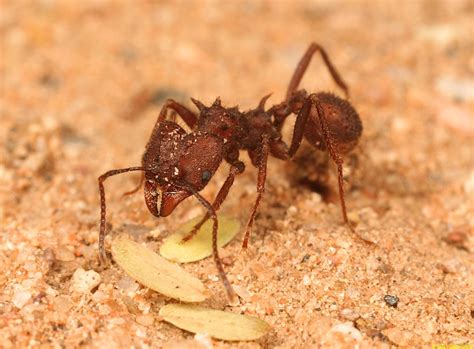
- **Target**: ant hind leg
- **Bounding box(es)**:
[308,95,375,245]
[286,42,349,101]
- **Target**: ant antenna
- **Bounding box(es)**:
[98,166,145,264]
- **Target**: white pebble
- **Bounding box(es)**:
[287,206,297,214]
[303,275,311,286]
[70,268,101,293]
[330,322,362,341]
[117,276,139,295]
[12,288,32,309]
[135,314,154,326]
[463,171,474,194]
[233,285,252,301]
[340,308,360,321]
[436,76,474,102]
[194,333,213,349]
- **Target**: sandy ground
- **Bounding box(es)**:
[1,1,473,348]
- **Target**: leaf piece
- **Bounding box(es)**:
[159,304,271,341]
[112,235,209,302]
[160,215,240,263]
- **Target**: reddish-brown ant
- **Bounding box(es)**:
[99,43,363,302]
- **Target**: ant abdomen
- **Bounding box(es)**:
[305,92,362,154]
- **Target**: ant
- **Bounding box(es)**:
[99,43,363,302]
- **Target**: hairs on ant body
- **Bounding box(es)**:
[98,43,363,302]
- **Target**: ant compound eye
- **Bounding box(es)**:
[201,170,212,183]
[220,124,229,131]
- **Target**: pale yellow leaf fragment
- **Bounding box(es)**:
[160,215,240,263]
[159,304,271,341]
[111,235,209,302]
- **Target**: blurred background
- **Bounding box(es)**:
[1,1,473,347]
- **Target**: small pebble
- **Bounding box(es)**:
[383,327,413,346]
[55,246,75,262]
[340,308,360,321]
[302,275,311,286]
[443,231,468,249]
[221,256,233,266]
[436,103,474,136]
[136,314,154,326]
[92,290,107,303]
[300,254,311,263]
[436,76,474,102]
[79,245,96,260]
[384,295,399,308]
[265,306,274,315]
[194,333,213,349]
[233,285,252,301]
[70,268,101,293]
[53,295,74,313]
[418,24,456,46]
[439,258,462,274]
[330,322,362,341]
[12,288,32,309]
[117,276,139,295]
[287,206,297,215]
[463,171,474,194]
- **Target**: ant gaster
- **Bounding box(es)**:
[99,43,363,302]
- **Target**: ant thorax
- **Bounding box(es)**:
[191,98,243,142]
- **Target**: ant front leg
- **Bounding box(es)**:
[173,181,237,303]
[181,162,245,242]
[286,42,349,101]
[242,134,270,249]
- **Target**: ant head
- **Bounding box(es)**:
[306,92,362,154]
[142,121,191,217]
[142,131,224,218]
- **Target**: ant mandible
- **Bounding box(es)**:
[98,43,363,302]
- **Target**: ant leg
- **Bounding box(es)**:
[158,99,198,129]
[181,164,244,242]
[286,42,349,101]
[98,166,145,264]
[173,181,237,303]
[287,98,311,157]
[307,95,350,227]
[121,172,145,197]
[269,98,311,160]
[242,135,270,249]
